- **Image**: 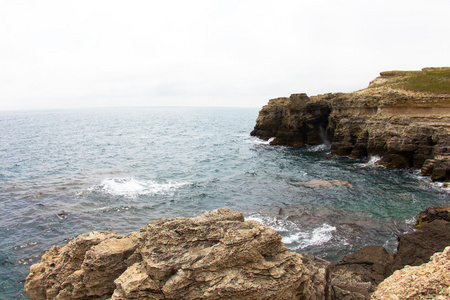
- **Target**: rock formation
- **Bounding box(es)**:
[251,68,450,181]
[25,208,314,300]
[416,206,450,228]
[302,179,353,188]
[372,246,450,299]
[392,219,450,271]
[327,246,394,299]
[24,208,450,299]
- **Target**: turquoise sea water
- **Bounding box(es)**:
[1,107,449,299]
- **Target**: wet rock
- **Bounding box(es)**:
[25,208,312,300]
[250,93,331,147]
[393,219,450,271]
[422,156,450,181]
[327,245,394,300]
[372,246,450,299]
[416,206,450,228]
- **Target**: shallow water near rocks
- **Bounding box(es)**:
[1,107,449,298]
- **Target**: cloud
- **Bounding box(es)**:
[0,0,449,110]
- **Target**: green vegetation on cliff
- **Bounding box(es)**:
[375,67,450,94]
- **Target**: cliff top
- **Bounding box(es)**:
[368,67,450,94]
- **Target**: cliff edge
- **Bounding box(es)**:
[251,67,450,181]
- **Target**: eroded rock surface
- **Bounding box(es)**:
[416,206,450,228]
[372,246,450,299]
[328,245,394,300]
[251,69,450,181]
[25,208,313,300]
[25,208,450,299]
[393,219,450,271]
[250,93,331,147]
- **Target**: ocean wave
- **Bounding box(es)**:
[305,144,331,152]
[86,178,190,199]
[355,155,382,168]
[246,214,344,251]
[410,170,450,193]
[282,224,337,250]
[247,136,275,145]
[246,214,297,232]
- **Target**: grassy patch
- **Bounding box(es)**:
[392,68,450,94]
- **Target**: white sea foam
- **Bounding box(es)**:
[248,136,275,145]
[96,178,189,198]
[366,155,381,165]
[282,224,336,250]
[246,214,338,250]
[411,170,450,193]
[245,214,295,232]
[306,144,330,152]
[356,155,382,168]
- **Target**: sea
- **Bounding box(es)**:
[1,106,449,299]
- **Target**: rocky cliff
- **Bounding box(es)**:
[251,67,450,181]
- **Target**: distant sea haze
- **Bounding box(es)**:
[1,107,448,298]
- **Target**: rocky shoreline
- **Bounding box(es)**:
[25,68,450,298]
[251,68,450,181]
[25,207,450,299]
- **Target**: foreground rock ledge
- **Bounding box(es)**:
[372,246,450,299]
[25,208,316,300]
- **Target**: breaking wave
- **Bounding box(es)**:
[87,178,190,199]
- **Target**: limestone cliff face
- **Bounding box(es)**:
[251,69,450,181]
[250,93,331,146]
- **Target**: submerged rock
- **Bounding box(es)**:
[302,179,353,188]
[25,208,313,300]
[372,246,450,299]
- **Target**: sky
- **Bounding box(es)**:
[1,0,449,111]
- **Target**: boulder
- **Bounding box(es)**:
[393,220,450,271]
[372,246,450,299]
[302,179,353,188]
[416,206,450,228]
[327,245,394,299]
[25,208,313,300]
[24,231,130,300]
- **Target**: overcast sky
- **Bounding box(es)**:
[1,0,449,111]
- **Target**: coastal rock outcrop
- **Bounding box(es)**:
[251,93,331,146]
[392,219,450,271]
[372,246,450,299]
[25,208,314,300]
[24,208,450,299]
[251,68,450,181]
[416,206,450,227]
[328,245,394,299]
